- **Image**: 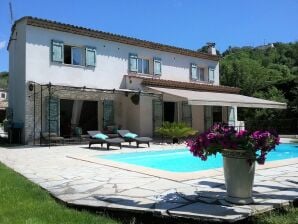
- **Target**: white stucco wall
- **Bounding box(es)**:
[10,20,222,142]
[8,20,27,136]
[25,25,219,90]
[192,105,205,133]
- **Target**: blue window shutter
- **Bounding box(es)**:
[208,67,215,82]
[182,101,192,127]
[129,53,138,72]
[51,40,64,63]
[103,100,114,129]
[204,106,213,131]
[46,96,59,133]
[85,47,96,67]
[191,63,197,80]
[153,57,162,75]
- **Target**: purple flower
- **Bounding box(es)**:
[187,123,279,165]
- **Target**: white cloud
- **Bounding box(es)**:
[0,41,6,50]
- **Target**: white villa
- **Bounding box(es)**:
[8,17,286,144]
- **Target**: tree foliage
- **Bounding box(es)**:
[220,42,298,122]
[0,72,8,89]
[156,122,197,142]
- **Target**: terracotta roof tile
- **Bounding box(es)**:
[135,76,240,94]
[10,16,220,61]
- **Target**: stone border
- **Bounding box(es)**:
[68,149,298,182]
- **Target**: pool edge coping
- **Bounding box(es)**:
[67,154,298,182]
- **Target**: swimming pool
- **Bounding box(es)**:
[99,143,298,173]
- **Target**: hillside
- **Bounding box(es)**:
[219,42,298,127]
[0,72,8,89]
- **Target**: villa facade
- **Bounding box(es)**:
[8,17,286,144]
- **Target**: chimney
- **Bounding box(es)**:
[206,42,216,55]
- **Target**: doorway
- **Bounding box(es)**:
[163,102,176,123]
[60,99,98,137]
[213,106,223,123]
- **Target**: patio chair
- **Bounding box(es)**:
[87,131,124,150]
[41,132,64,145]
[117,130,152,147]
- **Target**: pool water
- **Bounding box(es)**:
[99,143,298,173]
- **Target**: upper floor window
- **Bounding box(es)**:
[129,53,162,76]
[208,67,215,82]
[138,58,149,74]
[64,45,84,66]
[129,53,150,75]
[51,40,96,67]
[191,63,205,81]
[1,93,6,99]
[153,57,162,76]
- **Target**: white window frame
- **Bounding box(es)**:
[191,63,205,81]
[71,47,84,66]
[137,58,150,74]
[198,67,205,81]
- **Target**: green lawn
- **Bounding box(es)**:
[0,161,297,224]
[0,162,118,224]
[252,206,298,224]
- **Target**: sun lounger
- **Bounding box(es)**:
[87,131,124,149]
[41,132,64,145]
[117,130,152,147]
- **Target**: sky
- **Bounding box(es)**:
[0,0,298,71]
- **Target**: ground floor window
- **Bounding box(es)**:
[60,99,98,137]
[103,100,114,130]
[204,106,224,130]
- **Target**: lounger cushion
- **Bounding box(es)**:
[93,133,108,140]
[124,132,138,139]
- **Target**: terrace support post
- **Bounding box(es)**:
[48,82,52,148]
[33,83,36,145]
[40,85,43,146]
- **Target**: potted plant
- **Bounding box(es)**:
[187,123,280,204]
[156,122,197,144]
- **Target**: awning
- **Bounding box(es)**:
[147,87,286,109]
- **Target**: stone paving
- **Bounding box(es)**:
[0,143,297,223]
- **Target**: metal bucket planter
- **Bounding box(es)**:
[222,149,255,204]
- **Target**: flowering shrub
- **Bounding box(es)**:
[186,123,280,164]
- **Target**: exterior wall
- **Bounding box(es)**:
[11,21,222,143]
[139,95,153,136]
[25,25,219,90]
[192,105,205,133]
[24,84,119,143]
[24,83,158,143]
[8,20,27,141]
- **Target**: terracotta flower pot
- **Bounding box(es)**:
[222,149,255,204]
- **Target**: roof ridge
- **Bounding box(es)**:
[12,16,220,61]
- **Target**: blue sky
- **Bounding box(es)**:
[0,0,298,71]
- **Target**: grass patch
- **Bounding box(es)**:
[0,162,118,224]
[251,206,298,224]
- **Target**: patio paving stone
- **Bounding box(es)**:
[0,144,297,223]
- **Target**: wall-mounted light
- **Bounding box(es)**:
[28,83,34,91]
